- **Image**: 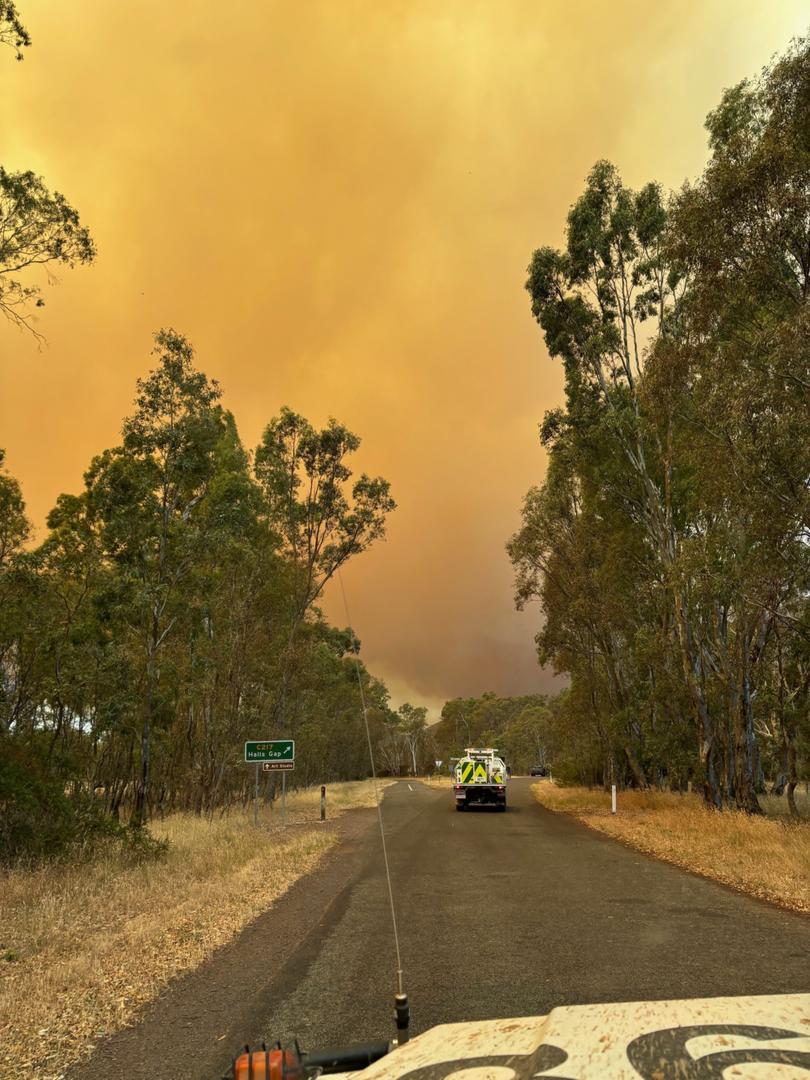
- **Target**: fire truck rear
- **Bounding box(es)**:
[453,747,507,811]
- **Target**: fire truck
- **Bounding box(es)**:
[452,747,507,811]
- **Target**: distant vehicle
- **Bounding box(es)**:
[530,764,548,777]
[453,747,507,811]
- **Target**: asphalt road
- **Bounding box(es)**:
[69,778,810,1079]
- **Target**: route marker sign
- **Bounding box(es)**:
[262,761,295,772]
[244,740,294,763]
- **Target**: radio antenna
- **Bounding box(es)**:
[338,569,405,1004]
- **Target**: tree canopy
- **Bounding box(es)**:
[0,332,396,860]
[0,1,29,60]
[0,3,95,336]
[510,35,810,813]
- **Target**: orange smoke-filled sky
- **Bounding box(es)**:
[1,2,807,714]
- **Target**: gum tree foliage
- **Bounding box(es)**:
[0,4,95,336]
[0,448,29,567]
[397,703,428,776]
[254,407,396,727]
[373,703,435,777]
[510,35,810,813]
[433,693,553,775]
[255,407,395,630]
[0,168,96,334]
[0,333,397,858]
[86,330,226,826]
[0,1,29,59]
[515,156,685,795]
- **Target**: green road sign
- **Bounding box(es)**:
[245,739,295,763]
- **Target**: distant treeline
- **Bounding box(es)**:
[508,37,810,813]
[0,332,400,862]
[432,692,552,774]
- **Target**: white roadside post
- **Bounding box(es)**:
[611,784,617,814]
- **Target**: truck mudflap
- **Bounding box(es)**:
[325,995,810,1079]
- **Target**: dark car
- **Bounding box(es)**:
[530,764,548,777]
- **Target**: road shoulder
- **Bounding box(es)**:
[65,807,377,1080]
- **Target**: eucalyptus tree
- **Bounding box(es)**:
[0,449,28,568]
[254,407,395,726]
[649,35,810,809]
[255,408,395,628]
[159,414,274,815]
[0,1,29,59]
[2,337,399,853]
[0,6,95,336]
[397,703,428,776]
[517,180,682,790]
[288,627,394,783]
[434,693,553,773]
[512,34,810,810]
[0,169,96,335]
[0,451,33,737]
[86,330,226,825]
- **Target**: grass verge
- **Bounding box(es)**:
[532,781,810,915]
[0,779,384,1080]
[414,776,452,790]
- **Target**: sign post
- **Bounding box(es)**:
[247,741,295,826]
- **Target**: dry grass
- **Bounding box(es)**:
[533,781,810,915]
[278,777,394,820]
[759,789,810,819]
[416,776,453,790]
[0,780,384,1080]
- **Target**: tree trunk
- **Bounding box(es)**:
[623,744,648,789]
[787,735,799,819]
[733,645,763,815]
[673,590,721,808]
[132,623,158,828]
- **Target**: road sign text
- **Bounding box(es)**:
[245,740,295,762]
